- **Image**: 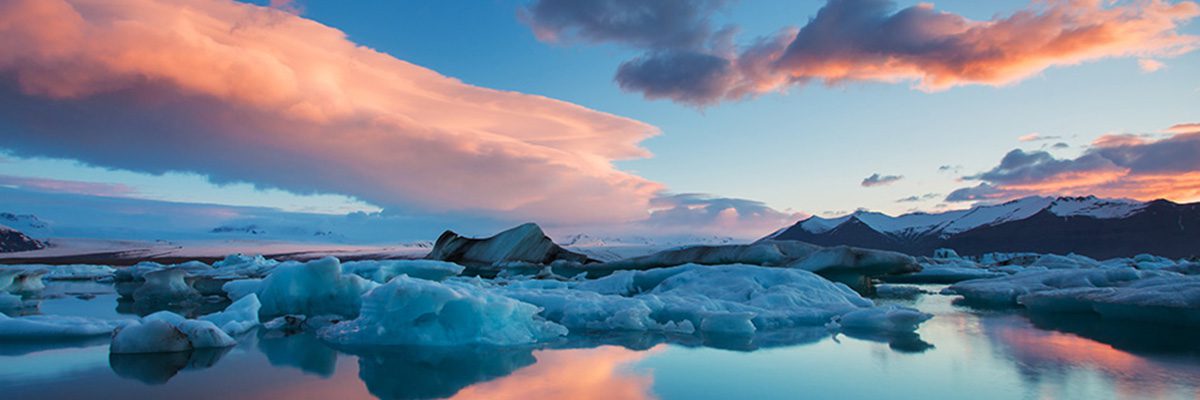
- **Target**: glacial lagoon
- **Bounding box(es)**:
[3,281,1198,400]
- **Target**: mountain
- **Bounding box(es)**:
[767,196,1200,259]
[0,212,51,238]
[0,224,45,253]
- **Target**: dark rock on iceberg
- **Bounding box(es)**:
[426,223,593,266]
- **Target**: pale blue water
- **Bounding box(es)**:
[2,282,1198,400]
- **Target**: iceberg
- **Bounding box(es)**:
[887,259,1005,284]
[222,278,262,300]
[498,264,928,335]
[256,257,379,319]
[110,319,193,354]
[831,304,933,334]
[111,311,237,354]
[320,275,568,346]
[0,264,114,281]
[0,313,126,339]
[209,253,279,278]
[132,268,200,303]
[1017,275,1200,326]
[0,268,47,293]
[590,241,918,292]
[426,223,593,266]
[947,268,1176,306]
[342,259,465,283]
[198,294,262,335]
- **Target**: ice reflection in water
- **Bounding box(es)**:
[1,282,1199,399]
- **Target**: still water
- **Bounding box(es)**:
[2,282,1199,400]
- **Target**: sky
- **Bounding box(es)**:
[0,0,1198,240]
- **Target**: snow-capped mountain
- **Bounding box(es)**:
[0,212,51,238]
[767,196,1199,259]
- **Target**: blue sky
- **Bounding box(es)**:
[1,0,1197,239]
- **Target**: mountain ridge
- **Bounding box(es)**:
[767,196,1199,259]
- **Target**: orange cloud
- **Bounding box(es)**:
[951,126,1200,204]
[0,0,667,225]
[586,0,1200,105]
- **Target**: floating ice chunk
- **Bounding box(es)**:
[832,305,933,333]
[342,260,464,283]
[132,268,200,303]
[0,269,19,291]
[113,311,237,353]
[0,293,21,309]
[595,241,819,271]
[222,279,262,300]
[1,264,114,281]
[199,294,261,335]
[1029,254,1099,269]
[111,319,192,354]
[788,246,920,276]
[209,254,279,278]
[116,261,213,282]
[932,248,961,259]
[0,313,125,339]
[699,312,757,335]
[320,275,567,346]
[256,257,379,319]
[501,264,908,335]
[874,284,926,298]
[1018,275,1200,326]
[948,268,1174,306]
[889,259,1003,284]
[176,319,237,348]
[0,268,47,293]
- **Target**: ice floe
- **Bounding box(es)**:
[321,275,568,346]
[198,294,262,335]
[111,311,237,353]
[255,257,379,319]
[0,313,126,339]
[342,259,464,283]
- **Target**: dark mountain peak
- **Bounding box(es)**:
[0,224,45,253]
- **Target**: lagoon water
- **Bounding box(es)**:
[3,281,1199,400]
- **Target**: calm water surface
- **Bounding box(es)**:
[2,282,1199,400]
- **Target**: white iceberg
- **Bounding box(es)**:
[0,313,126,339]
[132,268,200,303]
[947,268,1176,306]
[320,275,567,346]
[209,254,279,278]
[199,294,262,335]
[1029,254,1099,269]
[499,264,927,335]
[831,305,933,334]
[111,311,237,354]
[0,268,47,293]
[110,319,192,354]
[342,259,464,283]
[1017,275,1200,326]
[222,279,262,300]
[256,257,379,319]
[888,259,1005,284]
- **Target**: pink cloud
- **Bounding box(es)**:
[578,0,1200,105]
[1138,58,1166,72]
[950,125,1200,204]
[0,174,139,197]
[0,0,667,226]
